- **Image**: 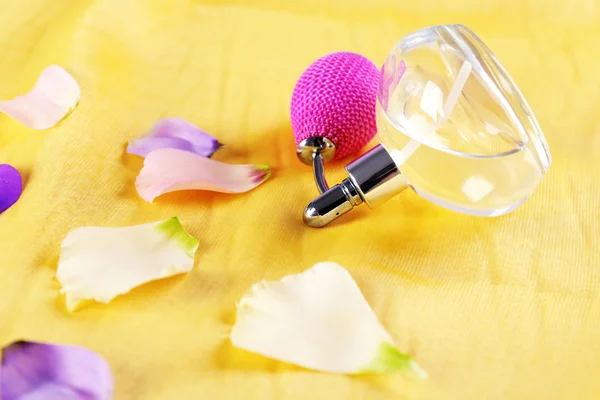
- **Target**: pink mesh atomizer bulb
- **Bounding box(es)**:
[291,52,379,162]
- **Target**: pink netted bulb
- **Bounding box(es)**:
[290,52,379,160]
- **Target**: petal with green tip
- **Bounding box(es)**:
[230,262,427,377]
[135,148,271,203]
[56,217,199,312]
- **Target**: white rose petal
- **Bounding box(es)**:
[230,262,427,377]
[56,217,199,311]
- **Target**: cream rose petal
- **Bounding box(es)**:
[0,65,80,130]
[56,217,199,312]
[230,262,427,377]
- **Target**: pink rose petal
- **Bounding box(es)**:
[126,117,222,158]
[135,148,271,202]
[0,341,113,400]
[0,65,80,130]
[0,164,22,213]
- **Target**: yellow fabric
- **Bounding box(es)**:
[0,0,597,398]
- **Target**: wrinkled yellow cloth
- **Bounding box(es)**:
[0,0,598,398]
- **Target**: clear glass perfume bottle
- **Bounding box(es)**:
[377,24,551,216]
[301,24,551,227]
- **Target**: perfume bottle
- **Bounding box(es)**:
[295,24,551,227]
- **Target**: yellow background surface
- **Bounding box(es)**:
[0,0,598,398]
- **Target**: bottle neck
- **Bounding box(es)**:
[345,144,408,208]
[303,144,408,228]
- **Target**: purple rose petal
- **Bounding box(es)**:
[0,164,22,214]
[126,117,222,158]
[0,341,114,400]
